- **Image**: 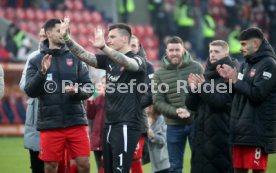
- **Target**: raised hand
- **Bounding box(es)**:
[60,17,70,38]
[41,54,52,75]
[90,27,105,49]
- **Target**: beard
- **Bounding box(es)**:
[57,42,65,47]
[55,40,65,48]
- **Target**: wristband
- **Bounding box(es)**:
[63,34,70,41]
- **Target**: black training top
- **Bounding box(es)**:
[96,51,146,129]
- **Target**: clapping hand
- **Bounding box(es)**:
[41,54,52,75]
[65,85,77,95]
[176,108,190,119]
[188,73,205,90]
[216,64,238,83]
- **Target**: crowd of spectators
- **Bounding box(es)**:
[1,0,276,62]
[148,0,276,61]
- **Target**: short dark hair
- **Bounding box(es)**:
[165,36,184,47]
[239,27,264,41]
[44,19,61,32]
[108,23,132,40]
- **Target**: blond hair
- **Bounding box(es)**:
[209,40,229,53]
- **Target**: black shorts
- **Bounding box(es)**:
[103,124,142,173]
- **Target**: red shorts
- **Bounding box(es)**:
[39,125,90,161]
[133,135,145,159]
[233,145,268,171]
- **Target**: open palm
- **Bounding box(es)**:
[60,17,70,37]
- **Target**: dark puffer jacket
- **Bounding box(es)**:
[186,56,238,173]
[231,39,276,153]
[25,43,92,130]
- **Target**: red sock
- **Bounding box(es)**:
[131,160,143,173]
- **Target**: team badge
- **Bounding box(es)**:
[66,58,73,66]
[250,69,256,77]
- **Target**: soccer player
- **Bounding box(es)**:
[217,27,276,173]
[24,19,92,173]
[60,17,146,173]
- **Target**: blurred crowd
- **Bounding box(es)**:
[146,0,276,61]
[1,0,276,62]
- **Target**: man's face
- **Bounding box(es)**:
[39,28,47,43]
[166,43,185,65]
[46,23,65,46]
[107,28,127,51]
[130,37,139,54]
[209,45,228,63]
[240,39,257,57]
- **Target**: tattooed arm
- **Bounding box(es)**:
[61,17,138,71]
[101,45,139,71]
[60,17,98,67]
[64,36,98,67]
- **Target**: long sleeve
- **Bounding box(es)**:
[185,90,200,111]
[0,65,4,99]
[140,62,154,108]
[149,118,167,148]
[19,50,40,92]
[24,58,46,98]
[70,62,93,101]
[153,73,177,118]
[234,59,276,103]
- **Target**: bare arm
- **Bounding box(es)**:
[101,45,139,71]
[61,17,138,70]
[64,35,98,67]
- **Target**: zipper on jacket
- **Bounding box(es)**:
[55,56,66,127]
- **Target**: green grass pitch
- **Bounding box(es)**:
[0,137,276,172]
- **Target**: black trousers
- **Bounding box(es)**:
[29,150,44,173]
[103,124,141,173]
[155,168,170,173]
[94,150,103,172]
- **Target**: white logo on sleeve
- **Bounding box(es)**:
[263,71,272,80]
[148,73,154,79]
[46,73,53,81]
[134,56,142,65]
[109,65,113,71]
[237,72,244,80]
